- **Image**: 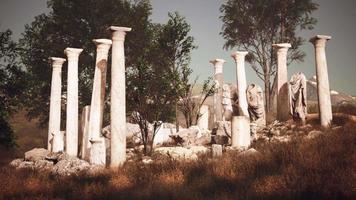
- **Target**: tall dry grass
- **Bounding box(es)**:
[1,122,355,200]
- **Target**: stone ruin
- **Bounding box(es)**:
[10,31,337,175]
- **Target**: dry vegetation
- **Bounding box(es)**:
[1,121,355,200]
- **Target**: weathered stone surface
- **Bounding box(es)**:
[210,58,226,122]
[154,146,209,160]
[34,160,54,171]
[51,157,91,176]
[197,105,209,130]
[9,158,23,168]
[17,161,34,169]
[237,148,261,158]
[290,72,307,124]
[171,126,210,147]
[25,148,50,162]
[212,144,223,157]
[307,130,323,139]
[231,116,250,149]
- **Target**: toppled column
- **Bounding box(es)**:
[48,57,66,151]
[272,43,291,122]
[87,39,112,165]
[210,59,225,122]
[231,51,249,117]
[109,26,131,168]
[310,35,333,128]
[289,72,307,124]
[80,105,90,160]
[52,131,64,152]
[231,116,250,149]
[197,105,209,131]
[64,47,83,156]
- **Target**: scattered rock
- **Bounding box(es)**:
[24,148,50,162]
[9,158,23,168]
[51,157,91,176]
[34,160,54,171]
[238,148,262,157]
[142,156,153,164]
[154,146,209,160]
[307,130,323,139]
[17,161,34,169]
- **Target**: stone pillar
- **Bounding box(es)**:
[197,105,209,130]
[89,138,106,166]
[64,47,83,156]
[210,59,226,122]
[80,105,90,160]
[52,131,64,152]
[272,43,291,122]
[109,26,131,167]
[231,51,249,117]
[212,144,223,157]
[88,39,112,151]
[310,35,333,128]
[231,116,250,149]
[48,57,66,151]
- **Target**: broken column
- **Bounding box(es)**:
[80,105,90,160]
[197,105,209,131]
[87,39,112,165]
[64,47,83,157]
[231,51,249,117]
[48,57,66,151]
[231,116,250,149]
[210,59,225,122]
[89,139,106,166]
[272,43,291,122]
[310,35,333,128]
[109,26,131,167]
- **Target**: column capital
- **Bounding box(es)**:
[310,35,332,48]
[64,47,83,61]
[49,57,66,68]
[231,51,248,61]
[108,26,132,41]
[209,58,226,65]
[93,39,112,52]
[210,58,226,74]
[272,43,291,49]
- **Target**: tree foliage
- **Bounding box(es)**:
[220,0,318,112]
[0,30,26,148]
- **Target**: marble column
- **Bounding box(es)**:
[210,59,226,122]
[88,38,111,153]
[64,47,83,156]
[272,43,291,122]
[310,35,333,128]
[109,26,131,167]
[197,105,209,130]
[231,51,249,117]
[52,130,64,152]
[48,57,66,151]
[89,138,106,166]
[231,116,250,149]
[80,105,90,160]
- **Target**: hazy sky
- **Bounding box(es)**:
[1,0,355,95]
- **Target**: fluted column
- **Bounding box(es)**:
[210,59,226,122]
[64,47,83,156]
[310,35,333,128]
[231,51,249,117]
[48,57,66,151]
[272,43,291,122]
[109,26,131,167]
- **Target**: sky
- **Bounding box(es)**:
[1,0,355,95]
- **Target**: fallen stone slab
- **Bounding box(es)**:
[25,148,50,162]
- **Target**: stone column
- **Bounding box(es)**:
[310,35,333,128]
[231,51,249,117]
[109,26,131,167]
[88,38,112,146]
[64,47,83,156]
[210,59,226,122]
[89,138,106,166]
[197,105,209,130]
[48,57,66,151]
[52,131,64,152]
[272,43,291,122]
[231,116,250,149]
[80,105,90,160]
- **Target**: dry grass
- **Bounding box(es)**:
[1,122,355,200]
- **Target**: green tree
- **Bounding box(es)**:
[127,13,196,155]
[220,0,318,113]
[0,29,27,148]
[19,0,153,127]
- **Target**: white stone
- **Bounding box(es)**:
[231,116,250,149]
[231,51,249,117]
[212,144,223,157]
[197,105,209,131]
[48,57,66,151]
[64,47,83,156]
[52,130,64,153]
[109,26,131,167]
[210,59,226,122]
[310,35,333,128]
[89,138,106,166]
